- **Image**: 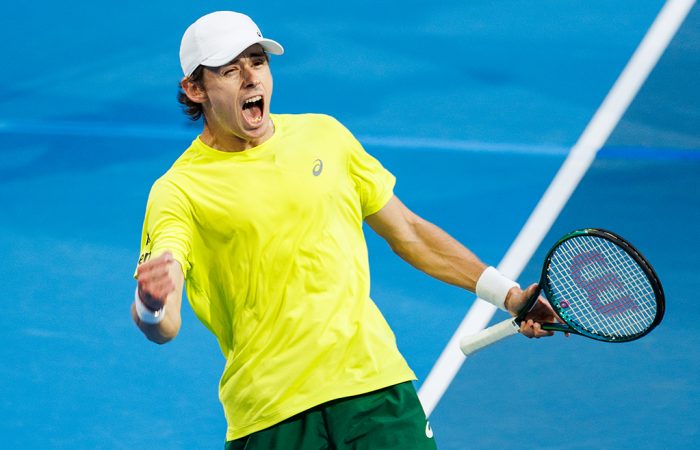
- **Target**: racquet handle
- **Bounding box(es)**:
[460,318,520,356]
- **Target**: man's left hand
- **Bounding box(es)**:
[505,284,560,338]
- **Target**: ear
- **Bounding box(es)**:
[180,76,208,104]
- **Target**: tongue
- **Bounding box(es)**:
[242,104,263,124]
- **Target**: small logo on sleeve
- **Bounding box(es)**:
[312,159,323,176]
[138,233,152,264]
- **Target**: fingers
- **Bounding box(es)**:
[137,252,173,276]
[136,252,176,309]
[138,279,174,308]
[527,298,558,321]
[519,319,555,339]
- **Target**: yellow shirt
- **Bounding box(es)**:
[137,113,415,440]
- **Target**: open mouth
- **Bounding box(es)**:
[242,95,265,125]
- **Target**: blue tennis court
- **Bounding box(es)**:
[1,1,698,448]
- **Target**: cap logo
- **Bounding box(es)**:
[257,31,262,37]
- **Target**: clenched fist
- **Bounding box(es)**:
[133,251,184,342]
[136,252,178,311]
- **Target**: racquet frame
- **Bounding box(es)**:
[460,228,665,356]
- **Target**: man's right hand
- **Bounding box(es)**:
[136,252,177,311]
[133,251,184,343]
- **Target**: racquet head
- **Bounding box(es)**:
[538,228,664,342]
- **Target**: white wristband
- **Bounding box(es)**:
[134,288,166,324]
[476,266,519,311]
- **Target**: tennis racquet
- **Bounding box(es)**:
[460,228,665,356]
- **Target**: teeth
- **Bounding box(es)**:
[244,96,262,104]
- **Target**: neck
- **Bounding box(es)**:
[199,119,275,153]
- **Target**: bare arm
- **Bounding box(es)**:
[365,195,557,338]
[365,195,487,293]
[131,252,184,344]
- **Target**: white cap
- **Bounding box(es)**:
[179,11,284,77]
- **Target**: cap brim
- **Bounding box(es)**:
[259,38,284,55]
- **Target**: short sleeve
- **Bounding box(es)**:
[338,122,396,218]
[134,178,193,278]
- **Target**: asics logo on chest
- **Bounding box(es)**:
[312,159,323,176]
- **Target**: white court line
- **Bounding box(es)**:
[417,0,696,417]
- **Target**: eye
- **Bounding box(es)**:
[221,66,239,77]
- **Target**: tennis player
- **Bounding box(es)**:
[132,11,558,449]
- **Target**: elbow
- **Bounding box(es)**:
[388,239,409,258]
[387,233,422,263]
[388,219,424,259]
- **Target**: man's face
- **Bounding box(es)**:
[200,44,274,144]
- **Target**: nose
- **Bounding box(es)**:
[241,65,260,88]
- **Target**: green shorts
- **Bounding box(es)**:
[225,381,438,450]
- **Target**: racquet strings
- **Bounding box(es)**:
[546,235,658,339]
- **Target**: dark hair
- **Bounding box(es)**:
[177,65,206,121]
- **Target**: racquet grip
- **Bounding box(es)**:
[459,318,520,356]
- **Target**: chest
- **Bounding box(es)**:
[189,146,356,239]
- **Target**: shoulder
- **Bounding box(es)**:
[150,141,200,189]
[148,175,187,209]
[147,145,199,203]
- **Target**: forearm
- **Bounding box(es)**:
[391,222,524,314]
[388,216,487,292]
[366,195,521,312]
